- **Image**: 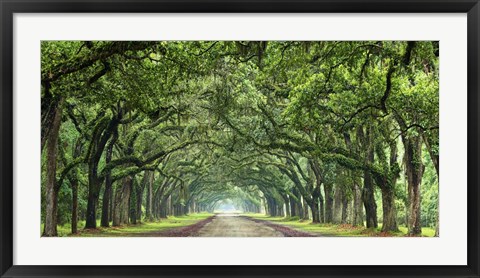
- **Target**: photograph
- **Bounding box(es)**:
[41,41,439,238]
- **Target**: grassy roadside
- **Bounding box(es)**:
[41,213,214,237]
[243,213,436,237]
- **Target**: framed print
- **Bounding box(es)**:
[0,0,479,277]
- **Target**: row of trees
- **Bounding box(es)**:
[41,41,439,236]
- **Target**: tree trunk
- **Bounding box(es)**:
[333,185,343,224]
[359,124,378,228]
[41,86,60,152]
[136,171,151,222]
[310,202,320,223]
[109,184,114,222]
[404,136,425,236]
[159,196,169,218]
[85,115,118,229]
[85,185,98,229]
[319,196,325,223]
[43,97,63,237]
[324,183,334,223]
[302,198,309,220]
[380,186,398,232]
[423,133,439,237]
[85,165,102,229]
[100,177,113,227]
[168,196,173,216]
[69,139,82,234]
[311,185,321,223]
[101,134,116,227]
[146,172,154,221]
[122,178,132,224]
[266,196,274,216]
[71,178,78,234]
[341,193,349,224]
[129,178,137,225]
[362,126,378,229]
[289,194,297,217]
[292,188,303,218]
[113,176,132,226]
[85,174,99,229]
[363,169,378,228]
[310,160,324,223]
[159,203,167,218]
[423,133,439,177]
[277,204,284,217]
[282,195,291,218]
[352,182,364,226]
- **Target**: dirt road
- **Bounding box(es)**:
[82,213,316,237]
[196,213,284,237]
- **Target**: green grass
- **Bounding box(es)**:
[41,220,97,237]
[41,213,213,237]
[397,226,436,237]
[243,213,436,237]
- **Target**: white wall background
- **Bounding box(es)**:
[13,13,467,265]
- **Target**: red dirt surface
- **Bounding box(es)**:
[241,216,317,237]
[154,215,217,237]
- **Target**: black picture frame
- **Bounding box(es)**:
[1,1,479,277]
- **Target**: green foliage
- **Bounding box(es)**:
[41,41,439,237]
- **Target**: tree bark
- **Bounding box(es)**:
[43,97,63,237]
[341,192,349,224]
[310,201,320,223]
[310,185,321,223]
[69,139,82,234]
[363,169,378,228]
[100,179,112,227]
[375,137,401,232]
[146,172,154,221]
[282,194,291,218]
[302,198,309,220]
[333,185,343,224]
[319,195,325,223]
[380,186,398,232]
[357,124,378,228]
[41,85,59,152]
[100,132,117,227]
[109,184,114,222]
[404,136,425,236]
[129,177,137,224]
[324,183,334,223]
[85,177,99,229]
[135,171,151,223]
[423,132,439,177]
[289,194,297,217]
[159,197,168,218]
[423,133,439,237]
[71,178,78,234]
[85,144,104,229]
[310,160,324,223]
[352,182,364,226]
[112,176,132,226]
[168,196,174,216]
[266,196,274,216]
[292,188,303,218]
[85,116,118,229]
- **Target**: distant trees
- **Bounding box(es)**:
[41,41,439,236]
